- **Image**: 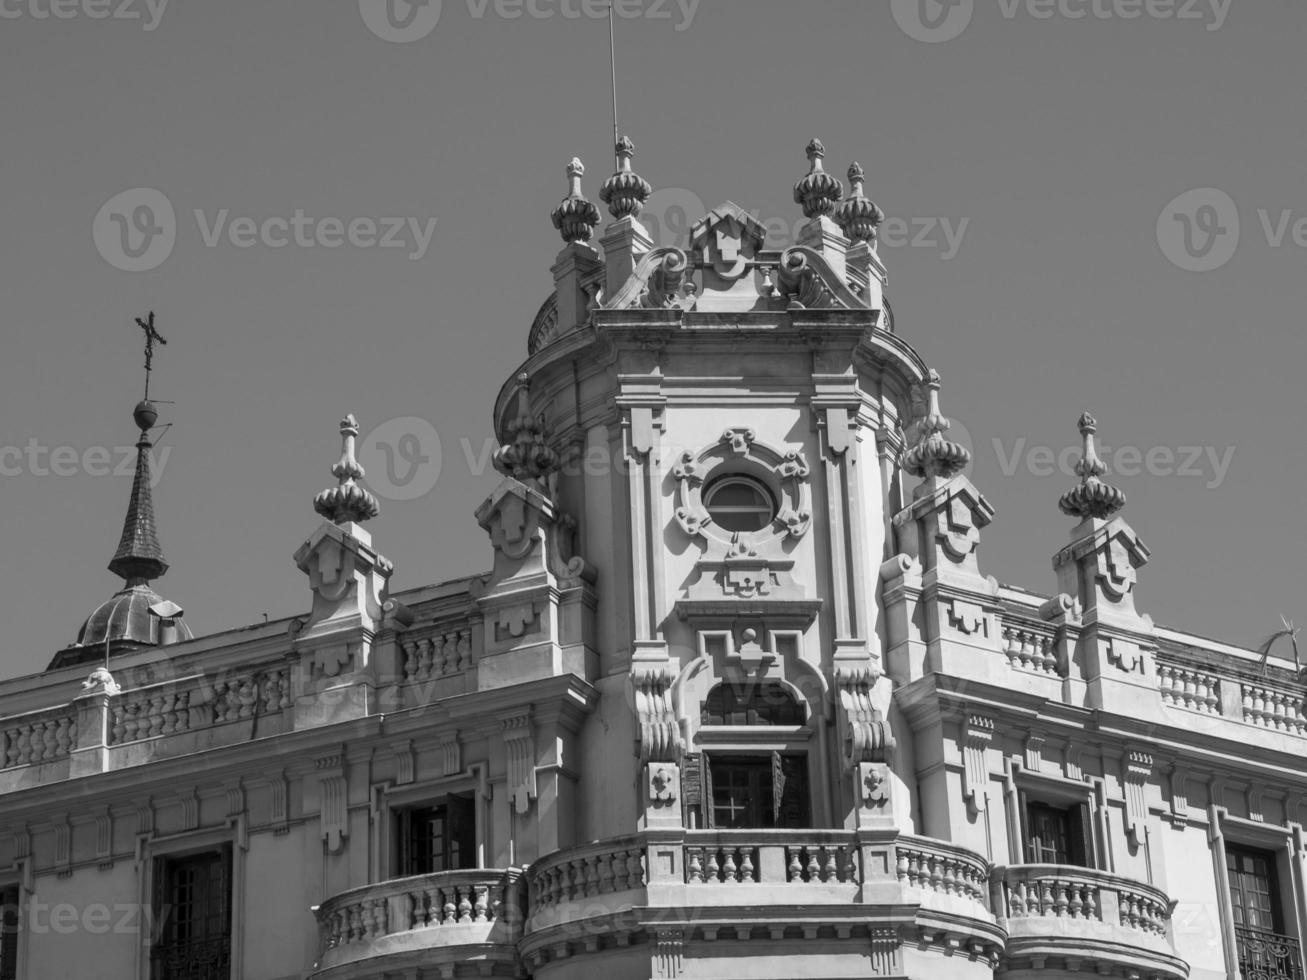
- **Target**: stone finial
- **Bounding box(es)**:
[793,138,844,219]
[837,161,886,245]
[550,158,601,244]
[313,414,380,525]
[1058,412,1126,520]
[902,370,971,480]
[599,135,652,221]
[492,373,560,485]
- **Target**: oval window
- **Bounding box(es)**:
[703,476,776,533]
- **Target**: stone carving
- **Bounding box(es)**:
[834,662,893,770]
[962,714,995,815]
[837,162,885,245]
[672,429,812,547]
[550,158,601,244]
[313,415,380,526]
[774,247,863,310]
[599,136,652,221]
[792,138,844,219]
[631,664,681,764]
[501,710,536,814]
[493,373,560,487]
[1124,748,1153,847]
[1059,412,1126,520]
[81,667,120,696]
[862,763,890,808]
[640,250,697,310]
[648,763,677,803]
[902,371,971,482]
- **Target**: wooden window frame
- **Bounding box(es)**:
[140,827,242,980]
[1009,766,1102,870]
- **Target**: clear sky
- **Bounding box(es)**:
[0,0,1302,679]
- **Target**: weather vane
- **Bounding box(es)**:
[134,311,167,401]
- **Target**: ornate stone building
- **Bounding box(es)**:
[0,137,1301,980]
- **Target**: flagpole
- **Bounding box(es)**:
[608,3,619,164]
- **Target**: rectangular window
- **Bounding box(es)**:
[1227,845,1304,980]
[705,753,809,829]
[1024,800,1089,866]
[0,884,18,980]
[395,795,476,877]
[151,846,231,980]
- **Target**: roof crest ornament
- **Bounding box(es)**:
[902,370,972,480]
[493,373,560,486]
[837,162,886,246]
[1058,412,1127,520]
[550,157,601,244]
[313,415,380,525]
[792,138,844,220]
[599,135,652,221]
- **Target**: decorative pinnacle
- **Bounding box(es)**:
[837,161,886,245]
[902,370,972,480]
[1058,412,1127,520]
[599,134,652,221]
[793,138,844,219]
[313,414,380,525]
[551,157,602,244]
[492,372,560,485]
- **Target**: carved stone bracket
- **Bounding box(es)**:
[775,246,864,310]
[501,709,536,815]
[962,714,995,815]
[1124,748,1153,846]
[631,646,682,765]
[834,646,893,770]
[316,751,347,854]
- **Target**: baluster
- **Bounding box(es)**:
[1039,878,1054,916]
[705,848,722,883]
[805,847,820,883]
[584,855,600,896]
[457,629,472,671]
[721,849,739,883]
[457,886,472,923]
[1084,885,1098,921]
[597,851,614,893]
[1054,879,1069,916]
[1001,625,1016,666]
[1069,882,1084,918]
[928,854,943,893]
[687,848,705,884]
[422,886,438,925]
[821,846,839,883]
[786,848,802,881]
[441,890,456,925]
[895,848,908,882]
[473,885,489,922]
[402,640,417,680]
[54,717,72,756]
[738,848,754,882]
[625,848,644,889]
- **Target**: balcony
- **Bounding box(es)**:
[995,864,1188,979]
[309,868,524,980]
[1236,925,1304,980]
[522,829,1003,977]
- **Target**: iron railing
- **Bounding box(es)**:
[150,936,230,980]
[1237,925,1305,980]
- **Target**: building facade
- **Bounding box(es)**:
[0,137,1302,980]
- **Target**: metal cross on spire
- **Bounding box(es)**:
[134,311,167,401]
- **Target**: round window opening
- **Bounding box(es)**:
[703,476,777,533]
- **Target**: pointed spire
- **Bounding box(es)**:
[902,370,971,480]
[550,157,601,244]
[107,401,169,586]
[837,162,886,245]
[1058,412,1126,520]
[792,138,844,219]
[599,135,652,221]
[313,414,380,525]
[493,373,560,485]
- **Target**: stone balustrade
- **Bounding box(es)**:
[1,705,77,769]
[1157,660,1222,714]
[1241,680,1307,735]
[1001,622,1060,676]
[895,837,991,905]
[399,625,473,685]
[995,864,1185,979]
[110,665,292,745]
[312,868,524,975]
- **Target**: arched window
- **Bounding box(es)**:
[701,680,804,726]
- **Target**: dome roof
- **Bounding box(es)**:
[74,584,193,650]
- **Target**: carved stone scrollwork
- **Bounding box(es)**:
[672,428,813,547]
[775,247,862,310]
[835,664,893,770]
[640,250,698,310]
[632,666,682,764]
[1124,748,1153,847]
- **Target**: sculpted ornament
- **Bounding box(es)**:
[604,247,699,311]
[673,428,813,548]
